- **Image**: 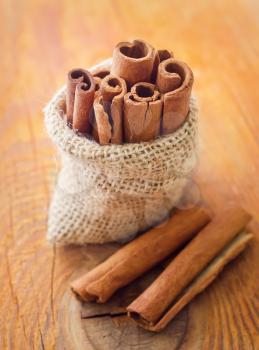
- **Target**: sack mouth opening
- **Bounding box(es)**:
[44,59,198,161]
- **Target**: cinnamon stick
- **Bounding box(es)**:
[92,65,111,91]
[91,69,112,140]
[127,205,252,331]
[93,75,127,144]
[124,82,162,142]
[156,58,194,134]
[71,207,211,303]
[93,95,112,145]
[93,77,102,91]
[111,40,156,88]
[66,69,88,125]
[72,71,95,134]
[92,68,110,80]
[151,49,173,83]
[90,88,102,142]
[157,49,173,62]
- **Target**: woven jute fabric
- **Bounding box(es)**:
[44,60,199,245]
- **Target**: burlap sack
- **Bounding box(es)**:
[44,59,199,245]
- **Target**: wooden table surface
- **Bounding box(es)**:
[0,0,259,349]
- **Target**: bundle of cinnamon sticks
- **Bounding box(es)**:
[65,39,194,144]
[71,204,253,332]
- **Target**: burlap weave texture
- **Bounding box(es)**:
[44,60,199,245]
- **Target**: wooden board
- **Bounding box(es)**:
[0,0,259,348]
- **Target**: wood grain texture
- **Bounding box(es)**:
[0,0,258,349]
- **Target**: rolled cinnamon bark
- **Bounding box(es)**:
[91,90,101,142]
[92,68,110,80]
[71,207,211,303]
[111,40,156,87]
[101,75,124,102]
[66,68,88,124]
[93,75,127,144]
[72,71,96,134]
[93,77,102,91]
[156,58,194,134]
[91,70,112,139]
[127,205,252,331]
[92,67,111,91]
[151,49,173,83]
[124,82,162,142]
[157,49,173,62]
[93,95,112,145]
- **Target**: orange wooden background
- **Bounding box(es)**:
[0,0,258,349]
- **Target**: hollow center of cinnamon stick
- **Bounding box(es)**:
[101,77,122,103]
[80,82,89,91]
[165,63,184,80]
[71,70,85,80]
[108,77,121,89]
[135,85,154,98]
[120,42,148,59]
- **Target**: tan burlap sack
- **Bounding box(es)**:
[44,60,199,245]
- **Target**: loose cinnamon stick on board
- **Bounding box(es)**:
[127,205,253,331]
[71,207,211,303]
[93,75,127,144]
[111,40,156,87]
[66,69,88,125]
[140,231,253,332]
[124,82,162,142]
[156,58,194,134]
[72,71,96,134]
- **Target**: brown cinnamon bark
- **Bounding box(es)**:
[157,49,173,62]
[146,231,253,332]
[101,75,123,102]
[124,82,162,142]
[71,207,211,303]
[92,64,111,91]
[93,95,112,145]
[127,205,252,331]
[92,66,111,91]
[72,71,95,134]
[91,105,99,142]
[66,69,88,125]
[151,49,173,83]
[92,68,110,80]
[93,77,102,91]
[111,40,156,88]
[156,58,194,134]
[91,70,112,139]
[93,75,127,144]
